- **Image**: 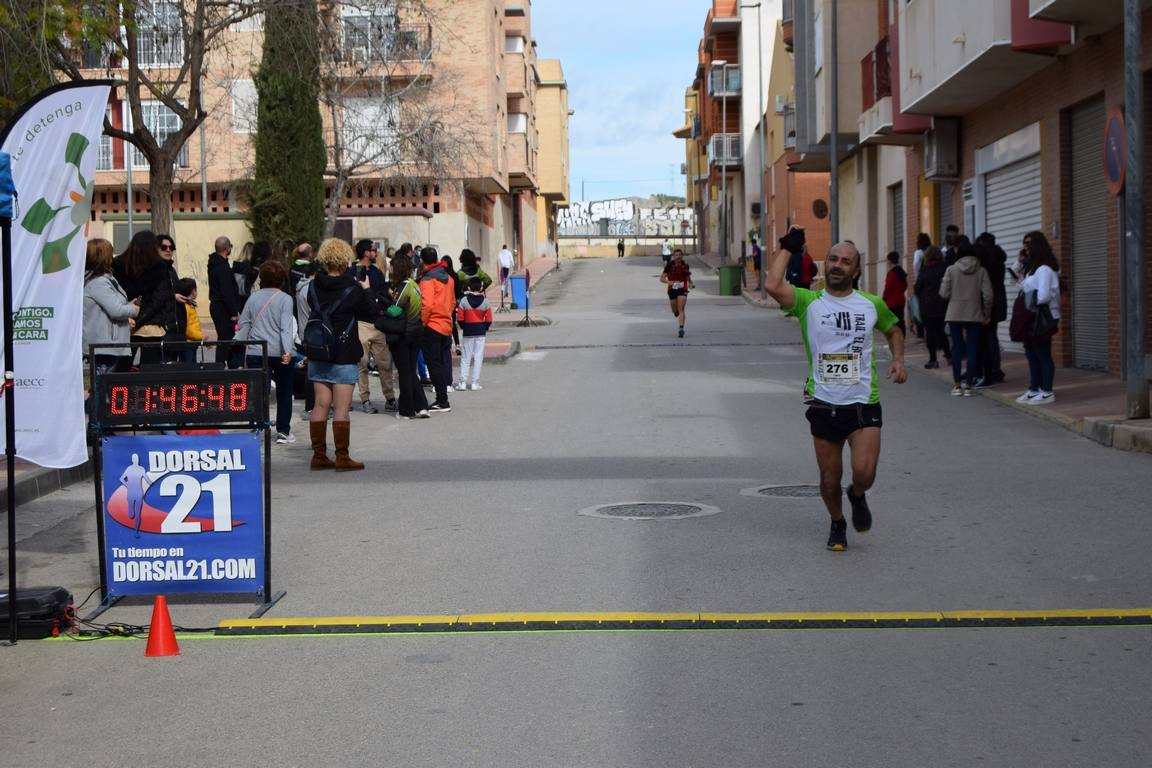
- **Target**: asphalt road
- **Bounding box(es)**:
[3,255,1150,767]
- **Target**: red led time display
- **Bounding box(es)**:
[97,370,265,426]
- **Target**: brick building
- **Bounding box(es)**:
[718,0,1148,383]
[77,0,568,290]
[679,1,832,279]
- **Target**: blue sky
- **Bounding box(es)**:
[532,1,705,203]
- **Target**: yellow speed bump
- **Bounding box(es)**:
[214,609,1152,636]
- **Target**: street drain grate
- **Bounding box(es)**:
[577,502,721,520]
[740,484,827,499]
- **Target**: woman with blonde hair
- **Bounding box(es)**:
[304,238,376,470]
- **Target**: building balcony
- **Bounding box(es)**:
[783,105,796,149]
[1029,0,1150,37]
[506,56,527,97]
[507,133,536,190]
[341,23,432,65]
[706,1,742,36]
[708,133,742,168]
[707,66,742,98]
[860,34,927,145]
[782,0,794,51]
[861,37,891,113]
[900,0,1057,115]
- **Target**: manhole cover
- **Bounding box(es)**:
[577,502,721,520]
[740,484,828,498]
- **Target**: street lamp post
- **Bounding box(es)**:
[712,60,729,265]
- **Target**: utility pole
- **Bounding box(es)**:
[742,1,768,298]
[713,59,730,266]
[829,0,839,245]
[1123,0,1147,418]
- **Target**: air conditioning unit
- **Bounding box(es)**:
[775,95,786,114]
[924,117,960,180]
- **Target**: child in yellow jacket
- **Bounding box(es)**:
[175,277,202,362]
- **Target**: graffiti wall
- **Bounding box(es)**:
[558,198,694,237]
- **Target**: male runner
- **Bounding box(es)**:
[764,228,907,551]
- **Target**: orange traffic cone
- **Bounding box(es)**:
[144,595,180,657]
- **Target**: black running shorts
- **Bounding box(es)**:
[667,288,688,299]
[805,401,883,443]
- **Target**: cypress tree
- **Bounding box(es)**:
[250,0,326,245]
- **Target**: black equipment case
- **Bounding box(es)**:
[0,586,75,639]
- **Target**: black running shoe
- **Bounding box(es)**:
[827,519,848,551]
[846,485,872,532]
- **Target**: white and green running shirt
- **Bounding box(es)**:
[785,288,899,405]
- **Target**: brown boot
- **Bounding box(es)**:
[332,421,364,471]
[309,421,335,470]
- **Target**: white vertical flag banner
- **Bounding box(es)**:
[1,83,112,469]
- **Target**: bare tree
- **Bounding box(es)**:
[22,0,271,234]
[316,0,481,236]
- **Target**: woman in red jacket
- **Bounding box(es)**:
[660,248,695,338]
[882,251,908,336]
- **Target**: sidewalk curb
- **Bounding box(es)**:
[486,340,521,363]
[922,366,1152,454]
[1,460,93,512]
[492,316,551,327]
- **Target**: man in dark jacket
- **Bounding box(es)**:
[975,232,1008,386]
[208,236,243,367]
[348,240,395,413]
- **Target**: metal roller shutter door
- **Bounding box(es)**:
[1069,98,1109,371]
[984,156,1042,353]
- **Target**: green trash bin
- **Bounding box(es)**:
[717,264,742,296]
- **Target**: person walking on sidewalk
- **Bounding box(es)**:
[418,247,455,412]
[913,246,951,369]
[764,227,907,552]
[939,237,993,397]
[660,248,694,338]
[1014,231,1061,405]
[455,276,493,390]
[497,244,514,299]
[617,238,625,258]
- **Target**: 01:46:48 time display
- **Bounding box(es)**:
[108,383,249,416]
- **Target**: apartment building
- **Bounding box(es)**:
[766,10,831,269]
[79,0,566,287]
[681,0,832,274]
[688,0,746,265]
[780,0,1151,379]
[535,59,571,258]
[900,0,1151,373]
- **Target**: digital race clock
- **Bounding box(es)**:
[96,369,267,426]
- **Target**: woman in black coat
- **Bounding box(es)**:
[913,246,952,369]
[115,230,187,366]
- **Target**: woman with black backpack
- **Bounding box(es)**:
[303,239,376,471]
